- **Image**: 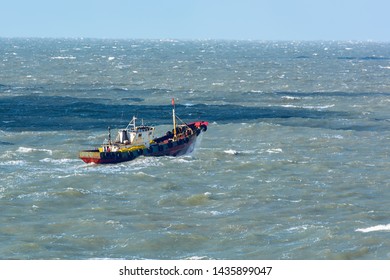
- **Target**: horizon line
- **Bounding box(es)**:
[1,36,389,43]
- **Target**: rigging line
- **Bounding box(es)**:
[175,114,189,126]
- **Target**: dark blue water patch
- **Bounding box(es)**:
[273,91,390,98]
[0,95,361,132]
[0,83,166,99]
[337,56,390,61]
[337,56,358,60]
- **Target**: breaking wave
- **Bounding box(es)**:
[17,147,53,155]
[356,224,390,233]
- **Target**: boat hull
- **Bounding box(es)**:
[79,131,200,164]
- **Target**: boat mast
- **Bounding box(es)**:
[126,116,137,131]
[172,98,177,139]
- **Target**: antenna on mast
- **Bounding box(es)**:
[172,98,177,139]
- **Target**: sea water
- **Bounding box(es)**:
[1,38,390,259]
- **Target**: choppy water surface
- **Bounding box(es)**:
[1,39,390,259]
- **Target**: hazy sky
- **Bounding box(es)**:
[1,0,389,41]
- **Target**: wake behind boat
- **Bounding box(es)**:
[79,99,208,164]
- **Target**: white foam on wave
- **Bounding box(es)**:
[287,225,309,232]
[17,147,53,155]
[185,256,209,260]
[266,148,283,154]
[40,158,78,164]
[172,158,192,163]
[0,160,26,166]
[134,171,156,178]
[50,56,76,60]
[281,95,302,100]
[224,149,238,155]
[356,224,390,233]
[281,104,335,109]
[322,134,344,140]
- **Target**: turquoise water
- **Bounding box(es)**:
[1,39,390,259]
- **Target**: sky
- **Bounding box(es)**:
[1,0,389,41]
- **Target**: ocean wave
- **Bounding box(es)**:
[197,209,238,217]
[171,158,192,164]
[356,224,390,233]
[0,160,26,166]
[185,192,212,206]
[280,104,335,109]
[50,56,76,60]
[40,158,77,164]
[17,147,53,155]
[281,95,302,101]
[224,149,239,155]
[132,171,157,179]
[184,256,210,260]
[286,225,310,232]
[266,148,283,154]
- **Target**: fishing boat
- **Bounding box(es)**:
[79,99,208,164]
